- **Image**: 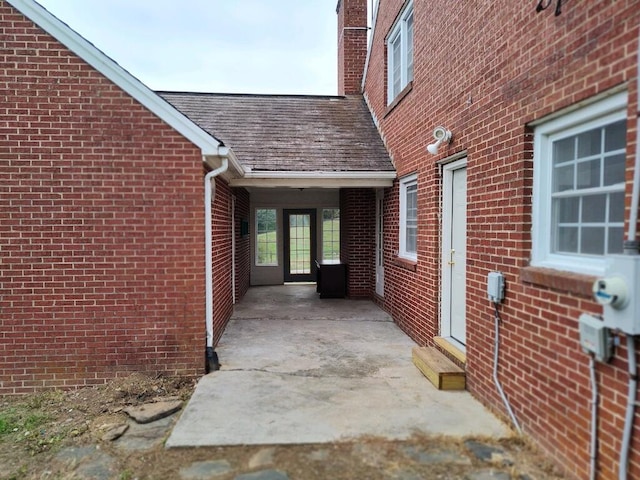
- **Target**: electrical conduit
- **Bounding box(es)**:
[619,335,637,480]
[204,157,228,372]
[493,303,522,434]
[618,32,640,478]
[588,355,599,480]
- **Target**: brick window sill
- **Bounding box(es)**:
[393,256,417,272]
[520,266,597,297]
[384,81,413,118]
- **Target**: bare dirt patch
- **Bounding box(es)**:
[0,374,566,480]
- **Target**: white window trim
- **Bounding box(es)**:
[386,0,414,104]
[255,208,279,267]
[399,173,418,261]
[531,90,628,276]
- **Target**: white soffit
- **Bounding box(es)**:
[229,171,396,188]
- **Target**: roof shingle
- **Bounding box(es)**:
[157,92,393,173]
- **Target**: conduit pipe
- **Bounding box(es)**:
[619,335,637,480]
[493,304,522,434]
[627,27,640,246]
[588,355,599,480]
[618,32,640,479]
[204,156,228,373]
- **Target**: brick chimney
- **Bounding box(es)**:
[336,0,367,95]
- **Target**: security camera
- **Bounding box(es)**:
[426,127,452,155]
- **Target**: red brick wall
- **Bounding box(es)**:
[0,3,232,393]
[233,188,251,302]
[340,188,375,298]
[363,1,640,479]
[337,0,367,95]
[211,178,233,347]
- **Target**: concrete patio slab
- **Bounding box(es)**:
[166,285,509,447]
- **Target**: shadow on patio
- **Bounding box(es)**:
[167,285,509,447]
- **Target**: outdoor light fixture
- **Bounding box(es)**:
[426,126,452,155]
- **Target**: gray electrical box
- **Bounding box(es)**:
[579,313,612,363]
[487,272,504,303]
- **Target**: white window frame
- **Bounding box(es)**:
[399,173,418,261]
[531,91,628,276]
[387,0,414,104]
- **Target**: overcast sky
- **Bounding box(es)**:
[36,0,339,95]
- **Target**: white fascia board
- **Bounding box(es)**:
[229,171,396,188]
[9,0,222,156]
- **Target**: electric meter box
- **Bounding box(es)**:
[595,255,640,335]
[578,313,612,363]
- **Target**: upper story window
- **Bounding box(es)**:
[387,0,414,104]
[532,91,627,276]
[399,173,418,261]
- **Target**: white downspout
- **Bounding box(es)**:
[204,156,228,372]
[618,29,640,480]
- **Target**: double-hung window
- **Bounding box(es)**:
[399,174,418,261]
[532,91,627,276]
[387,0,414,104]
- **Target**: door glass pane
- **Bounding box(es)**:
[289,214,310,274]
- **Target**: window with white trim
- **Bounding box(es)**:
[387,0,413,104]
[256,208,278,266]
[399,174,418,261]
[532,91,627,276]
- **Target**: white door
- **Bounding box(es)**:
[441,159,467,347]
[375,189,385,297]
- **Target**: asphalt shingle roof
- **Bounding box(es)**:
[157,92,394,173]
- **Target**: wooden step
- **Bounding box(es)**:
[412,346,466,390]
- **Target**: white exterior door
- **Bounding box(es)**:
[375,189,385,297]
[441,159,467,347]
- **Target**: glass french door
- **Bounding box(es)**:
[283,209,317,282]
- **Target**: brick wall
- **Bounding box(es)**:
[363,0,640,478]
[0,2,233,393]
[233,188,251,302]
[340,188,375,298]
[336,0,367,95]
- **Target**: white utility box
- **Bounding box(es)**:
[487,271,505,303]
[579,313,612,362]
[593,255,640,335]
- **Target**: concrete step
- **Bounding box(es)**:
[412,346,466,390]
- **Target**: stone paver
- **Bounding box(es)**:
[54,445,116,480]
[234,470,289,480]
[179,459,233,479]
[124,399,183,424]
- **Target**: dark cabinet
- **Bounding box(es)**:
[315,261,347,298]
